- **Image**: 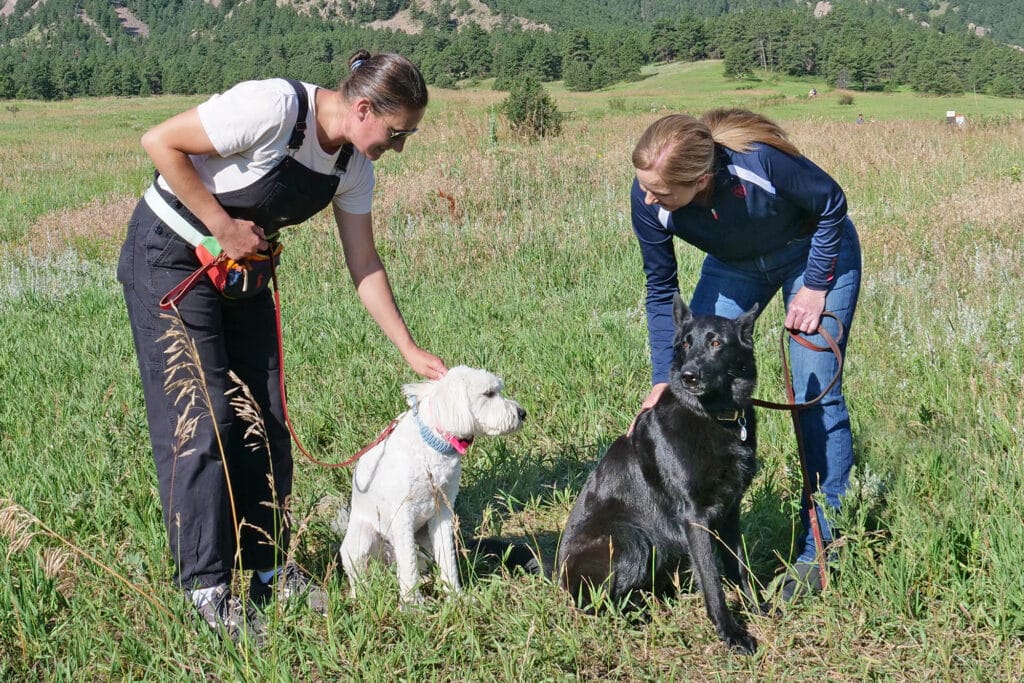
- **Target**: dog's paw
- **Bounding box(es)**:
[754,599,780,617]
[722,628,758,655]
[399,592,427,611]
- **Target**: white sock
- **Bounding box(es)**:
[190,585,221,608]
[257,567,282,584]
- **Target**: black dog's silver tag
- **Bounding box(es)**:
[738,416,748,442]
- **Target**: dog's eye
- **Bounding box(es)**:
[484,390,497,398]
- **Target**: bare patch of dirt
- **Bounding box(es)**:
[368,8,423,34]
[112,1,149,38]
[366,0,549,35]
[77,10,113,45]
[23,194,137,258]
[459,0,548,31]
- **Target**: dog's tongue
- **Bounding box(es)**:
[445,435,474,455]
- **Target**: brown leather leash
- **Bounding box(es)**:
[269,258,400,469]
[752,311,845,589]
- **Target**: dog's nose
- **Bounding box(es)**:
[517,406,527,422]
[680,370,700,387]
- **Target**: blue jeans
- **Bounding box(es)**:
[689,220,862,564]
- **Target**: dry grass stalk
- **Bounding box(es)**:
[1,500,36,558]
[162,301,305,580]
[41,547,77,597]
[160,309,243,570]
[228,370,298,570]
[227,370,270,454]
[0,497,174,618]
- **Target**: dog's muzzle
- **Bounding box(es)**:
[679,369,704,395]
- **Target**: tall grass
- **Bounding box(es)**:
[1,65,1023,680]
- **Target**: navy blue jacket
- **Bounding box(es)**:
[631,142,850,384]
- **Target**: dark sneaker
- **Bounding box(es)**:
[779,562,825,602]
[249,564,328,615]
[190,584,266,646]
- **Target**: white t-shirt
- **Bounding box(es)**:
[157,78,375,216]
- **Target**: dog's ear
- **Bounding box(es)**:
[735,303,759,348]
[402,380,434,407]
[422,373,478,437]
[672,293,693,329]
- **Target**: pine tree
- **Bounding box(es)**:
[501,73,564,139]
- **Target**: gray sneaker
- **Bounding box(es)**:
[190,584,266,645]
[249,564,328,615]
[779,561,825,602]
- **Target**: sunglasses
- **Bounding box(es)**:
[387,126,418,141]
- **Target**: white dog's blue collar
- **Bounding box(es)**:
[410,397,470,455]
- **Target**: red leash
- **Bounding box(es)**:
[161,254,397,467]
[752,312,846,590]
[159,255,225,310]
[269,259,399,468]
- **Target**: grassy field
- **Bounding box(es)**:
[2,61,1023,681]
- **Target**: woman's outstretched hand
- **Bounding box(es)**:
[628,382,669,436]
[405,347,448,380]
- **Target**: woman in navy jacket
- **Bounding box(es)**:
[630,109,861,599]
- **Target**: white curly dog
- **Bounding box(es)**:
[338,366,526,603]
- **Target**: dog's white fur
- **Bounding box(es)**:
[339,366,525,602]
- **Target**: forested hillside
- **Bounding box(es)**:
[1,0,1023,100]
[479,0,1024,45]
[938,0,1024,46]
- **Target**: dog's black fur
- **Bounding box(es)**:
[556,295,760,654]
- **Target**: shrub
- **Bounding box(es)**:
[837,92,855,105]
[501,74,565,140]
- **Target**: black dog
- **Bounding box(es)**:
[556,294,760,654]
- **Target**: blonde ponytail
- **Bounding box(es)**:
[701,108,800,157]
[632,109,800,186]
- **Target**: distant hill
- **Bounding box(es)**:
[3,0,1023,45]
[954,0,1024,47]
[1,0,1022,100]
[471,0,1024,46]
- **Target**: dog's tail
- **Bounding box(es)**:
[463,536,549,577]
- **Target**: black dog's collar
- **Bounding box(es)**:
[716,411,749,442]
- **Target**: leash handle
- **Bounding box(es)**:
[750,312,844,411]
[158,255,225,310]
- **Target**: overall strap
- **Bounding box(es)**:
[335,143,354,174]
[283,77,352,174]
[283,78,309,151]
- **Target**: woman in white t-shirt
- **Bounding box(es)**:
[117,50,445,642]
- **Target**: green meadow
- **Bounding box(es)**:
[2,60,1023,680]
